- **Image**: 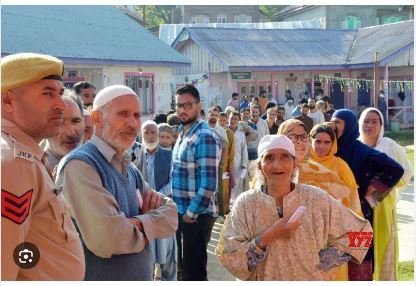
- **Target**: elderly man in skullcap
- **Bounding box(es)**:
[55,85,178,281]
[1,53,85,280]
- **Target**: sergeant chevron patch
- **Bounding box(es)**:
[1,189,33,224]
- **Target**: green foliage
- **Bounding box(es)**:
[134,5,174,29]
[259,6,284,22]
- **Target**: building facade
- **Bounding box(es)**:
[2,5,190,114]
[172,21,414,127]
[275,5,414,30]
[171,5,266,24]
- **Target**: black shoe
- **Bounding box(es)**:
[177,270,182,281]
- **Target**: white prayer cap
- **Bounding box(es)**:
[258,135,296,158]
[83,109,91,116]
[93,85,137,111]
[225,106,235,113]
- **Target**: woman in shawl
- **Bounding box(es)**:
[310,123,362,216]
[358,107,413,280]
[215,135,372,280]
[277,119,352,203]
[330,109,404,281]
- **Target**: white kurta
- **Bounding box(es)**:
[230,126,248,203]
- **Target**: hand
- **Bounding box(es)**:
[141,189,162,214]
[182,214,196,224]
[261,212,303,246]
[128,218,148,245]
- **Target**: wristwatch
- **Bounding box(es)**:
[255,235,266,251]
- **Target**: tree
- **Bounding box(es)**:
[259,5,286,22]
[134,5,174,29]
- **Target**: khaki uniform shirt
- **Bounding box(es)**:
[1,119,85,280]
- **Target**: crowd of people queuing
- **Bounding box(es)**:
[1,53,412,281]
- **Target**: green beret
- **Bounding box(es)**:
[1,53,63,92]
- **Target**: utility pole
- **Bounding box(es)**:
[373,52,380,108]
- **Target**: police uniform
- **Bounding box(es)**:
[1,53,85,280]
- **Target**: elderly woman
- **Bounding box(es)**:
[310,123,362,216]
[216,135,372,280]
[331,109,404,280]
[278,119,351,203]
[358,107,413,281]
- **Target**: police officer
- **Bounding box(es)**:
[1,53,85,280]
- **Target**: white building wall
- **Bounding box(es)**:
[387,47,414,67]
[179,41,227,74]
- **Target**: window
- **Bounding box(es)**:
[190,15,209,24]
[340,16,361,29]
[234,14,251,23]
[383,16,404,24]
[217,14,227,23]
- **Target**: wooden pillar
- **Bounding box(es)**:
[384,65,389,126]
[373,52,380,108]
[311,74,314,99]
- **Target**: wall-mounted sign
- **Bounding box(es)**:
[231,72,251,80]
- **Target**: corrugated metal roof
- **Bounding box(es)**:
[1,6,190,66]
[347,20,414,65]
[174,27,356,68]
[159,20,324,45]
[173,22,413,69]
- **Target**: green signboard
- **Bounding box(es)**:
[231,72,251,80]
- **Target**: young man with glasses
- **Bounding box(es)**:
[171,85,220,281]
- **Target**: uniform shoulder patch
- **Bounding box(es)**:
[14,149,34,162]
[1,189,33,224]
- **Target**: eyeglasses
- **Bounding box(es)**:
[175,101,198,111]
[287,133,309,143]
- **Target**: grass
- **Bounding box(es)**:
[384,130,414,147]
[398,260,414,281]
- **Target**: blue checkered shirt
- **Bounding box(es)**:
[172,119,220,219]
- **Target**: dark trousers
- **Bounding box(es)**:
[177,214,216,281]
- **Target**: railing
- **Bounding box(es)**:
[387,106,414,128]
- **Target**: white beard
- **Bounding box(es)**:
[143,139,159,151]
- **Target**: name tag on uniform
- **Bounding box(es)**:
[15,150,33,161]
[136,189,143,209]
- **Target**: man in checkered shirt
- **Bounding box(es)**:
[171,84,220,281]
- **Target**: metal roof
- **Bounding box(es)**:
[1,5,190,66]
[347,20,414,65]
[172,21,413,70]
[173,27,356,69]
[159,20,324,46]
